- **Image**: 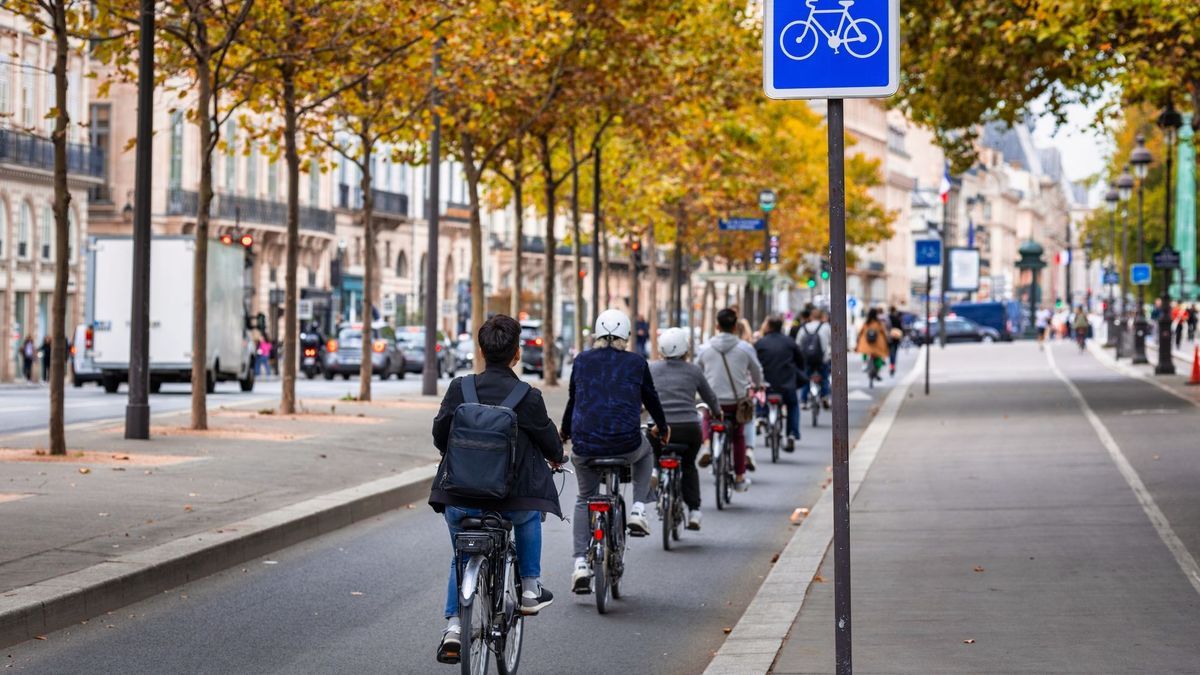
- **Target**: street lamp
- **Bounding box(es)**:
[1104,184,1119,347]
[1129,135,1152,364]
[1155,102,1182,375]
[1116,165,1134,358]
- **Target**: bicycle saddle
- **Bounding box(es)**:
[582,456,632,468]
[460,514,513,531]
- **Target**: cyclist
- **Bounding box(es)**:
[856,308,888,383]
[649,327,723,530]
[754,314,803,451]
[1072,306,1090,351]
[798,308,831,410]
[429,315,567,664]
[561,309,668,592]
[697,308,764,492]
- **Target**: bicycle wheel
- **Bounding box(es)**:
[844,18,883,58]
[611,499,625,599]
[721,437,734,506]
[770,411,781,464]
[779,19,819,61]
[495,557,523,675]
[460,561,491,675]
[811,393,820,427]
[660,474,673,551]
[594,537,610,614]
[671,481,684,542]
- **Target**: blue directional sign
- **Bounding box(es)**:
[1103,270,1120,285]
[915,240,941,267]
[764,0,900,99]
[1130,263,1152,286]
[719,218,766,232]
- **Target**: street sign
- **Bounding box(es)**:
[719,217,766,231]
[297,299,313,321]
[847,296,858,310]
[763,0,901,99]
[915,239,941,267]
[1153,246,1181,270]
[1131,263,1152,286]
[759,189,777,212]
[947,247,981,292]
[1103,271,1120,285]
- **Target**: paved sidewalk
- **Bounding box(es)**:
[773,341,1200,673]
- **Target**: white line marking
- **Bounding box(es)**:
[1047,345,1200,595]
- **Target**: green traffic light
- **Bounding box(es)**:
[807,279,816,288]
[820,270,830,280]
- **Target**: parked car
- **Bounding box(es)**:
[395,326,457,378]
[909,317,1001,344]
[71,323,103,387]
[949,302,1017,341]
[323,323,406,380]
[519,321,563,378]
[453,334,475,372]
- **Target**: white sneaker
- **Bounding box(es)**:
[571,558,591,594]
[734,476,752,492]
[746,449,757,472]
[627,503,651,537]
[687,509,702,531]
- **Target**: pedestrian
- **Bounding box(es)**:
[635,314,650,358]
[855,308,889,383]
[1187,304,1197,342]
[754,315,803,451]
[1036,306,1052,349]
[789,304,814,340]
[429,314,566,665]
[21,336,34,382]
[696,308,765,492]
[886,305,904,377]
[1173,303,1185,349]
[38,336,51,382]
[650,327,723,530]
[254,338,270,377]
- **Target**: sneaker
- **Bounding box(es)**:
[520,585,554,615]
[571,559,592,594]
[436,627,461,664]
[822,397,831,410]
[687,509,702,531]
[785,436,797,452]
[698,447,712,468]
[746,449,757,472]
[628,505,651,537]
[801,401,811,411]
[734,476,752,492]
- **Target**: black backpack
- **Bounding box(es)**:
[440,375,531,500]
[798,324,824,367]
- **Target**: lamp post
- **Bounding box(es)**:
[1116,166,1135,358]
[1155,103,1182,375]
[1104,185,1119,346]
[1083,235,1094,311]
[1130,136,1152,364]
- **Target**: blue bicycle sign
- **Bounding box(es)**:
[763,0,899,100]
[779,0,883,61]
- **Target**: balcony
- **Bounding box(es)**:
[166,188,336,234]
[0,128,105,178]
[337,184,409,217]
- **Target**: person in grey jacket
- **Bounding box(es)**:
[650,327,722,530]
[696,308,764,491]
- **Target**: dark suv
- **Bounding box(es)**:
[323,323,406,380]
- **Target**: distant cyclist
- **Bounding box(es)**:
[856,308,888,383]
[754,314,803,451]
[798,308,831,410]
[1072,306,1090,352]
[697,308,764,492]
[561,309,668,592]
[650,327,722,530]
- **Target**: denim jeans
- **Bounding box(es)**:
[443,506,541,618]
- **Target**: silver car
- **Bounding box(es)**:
[323,323,406,380]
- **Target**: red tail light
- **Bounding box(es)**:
[435,344,442,352]
[372,340,387,353]
[588,502,609,513]
[326,339,338,353]
[767,395,783,404]
[70,345,77,356]
[594,528,604,540]
[303,348,317,357]
[85,327,94,350]
[659,457,680,469]
[711,423,726,433]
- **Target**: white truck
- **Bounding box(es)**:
[87,236,255,394]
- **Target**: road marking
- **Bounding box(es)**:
[704,347,924,675]
[1047,345,1200,596]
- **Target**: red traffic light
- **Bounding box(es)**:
[239,234,254,248]
[630,241,641,252]
[219,233,234,246]
[578,268,587,279]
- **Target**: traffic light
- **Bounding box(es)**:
[629,239,644,270]
[219,233,234,246]
[578,268,587,279]
[239,233,254,248]
[768,235,780,265]
[753,250,765,266]
[807,278,816,289]
[820,258,831,280]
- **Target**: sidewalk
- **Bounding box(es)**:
[0,385,567,646]
[758,341,1200,673]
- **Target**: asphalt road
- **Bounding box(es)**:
[5,351,918,675]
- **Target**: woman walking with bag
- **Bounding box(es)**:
[856,308,889,385]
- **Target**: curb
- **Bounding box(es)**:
[0,462,438,649]
[703,348,924,675]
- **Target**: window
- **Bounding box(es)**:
[17,203,31,259]
[307,268,316,287]
[396,251,408,278]
[0,200,6,259]
[887,125,907,156]
[224,120,237,192]
[0,60,10,119]
[40,205,52,260]
[169,111,184,189]
[308,159,320,206]
[89,103,110,187]
[384,241,391,266]
[268,160,278,200]
[21,47,36,127]
[246,145,258,196]
[67,209,76,262]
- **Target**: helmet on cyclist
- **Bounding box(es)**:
[658,327,690,359]
[593,309,631,341]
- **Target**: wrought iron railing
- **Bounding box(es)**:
[337,184,409,217]
[166,188,336,234]
[0,128,105,177]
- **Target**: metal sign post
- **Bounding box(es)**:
[915,240,941,396]
[764,1,899,671]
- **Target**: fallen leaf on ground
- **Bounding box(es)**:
[78,467,91,474]
[770,553,780,563]
[183,505,193,512]
[963,639,975,645]
[112,454,130,460]
[722,627,732,634]
[973,566,985,573]
[33,636,46,641]
[790,508,809,523]
[813,574,825,583]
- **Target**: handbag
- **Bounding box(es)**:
[718,350,755,424]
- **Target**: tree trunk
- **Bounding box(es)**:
[280,60,300,415]
[570,135,583,355]
[462,134,486,347]
[538,133,558,386]
[509,140,524,319]
[47,0,69,454]
[647,225,658,358]
[357,128,375,401]
[190,56,214,430]
[603,230,610,308]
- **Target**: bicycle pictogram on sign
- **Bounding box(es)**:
[779,0,883,61]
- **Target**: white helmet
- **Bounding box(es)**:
[593,309,631,341]
[659,327,690,359]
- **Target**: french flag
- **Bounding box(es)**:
[939,163,952,204]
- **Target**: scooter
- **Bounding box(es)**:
[299,332,325,379]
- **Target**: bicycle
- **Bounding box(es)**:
[780,0,883,62]
[761,393,784,464]
[452,512,526,675]
[576,456,633,614]
[655,447,686,551]
[807,372,822,427]
[709,420,735,510]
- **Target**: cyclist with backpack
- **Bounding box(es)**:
[798,308,832,410]
[561,309,669,592]
[429,315,566,664]
[650,327,723,530]
[697,308,765,492]
[856,308,889,383]
[754,314,804,451]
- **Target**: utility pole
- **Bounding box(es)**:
[125,0,155,440]
[422,42,441,396]
[591,144,602,318]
